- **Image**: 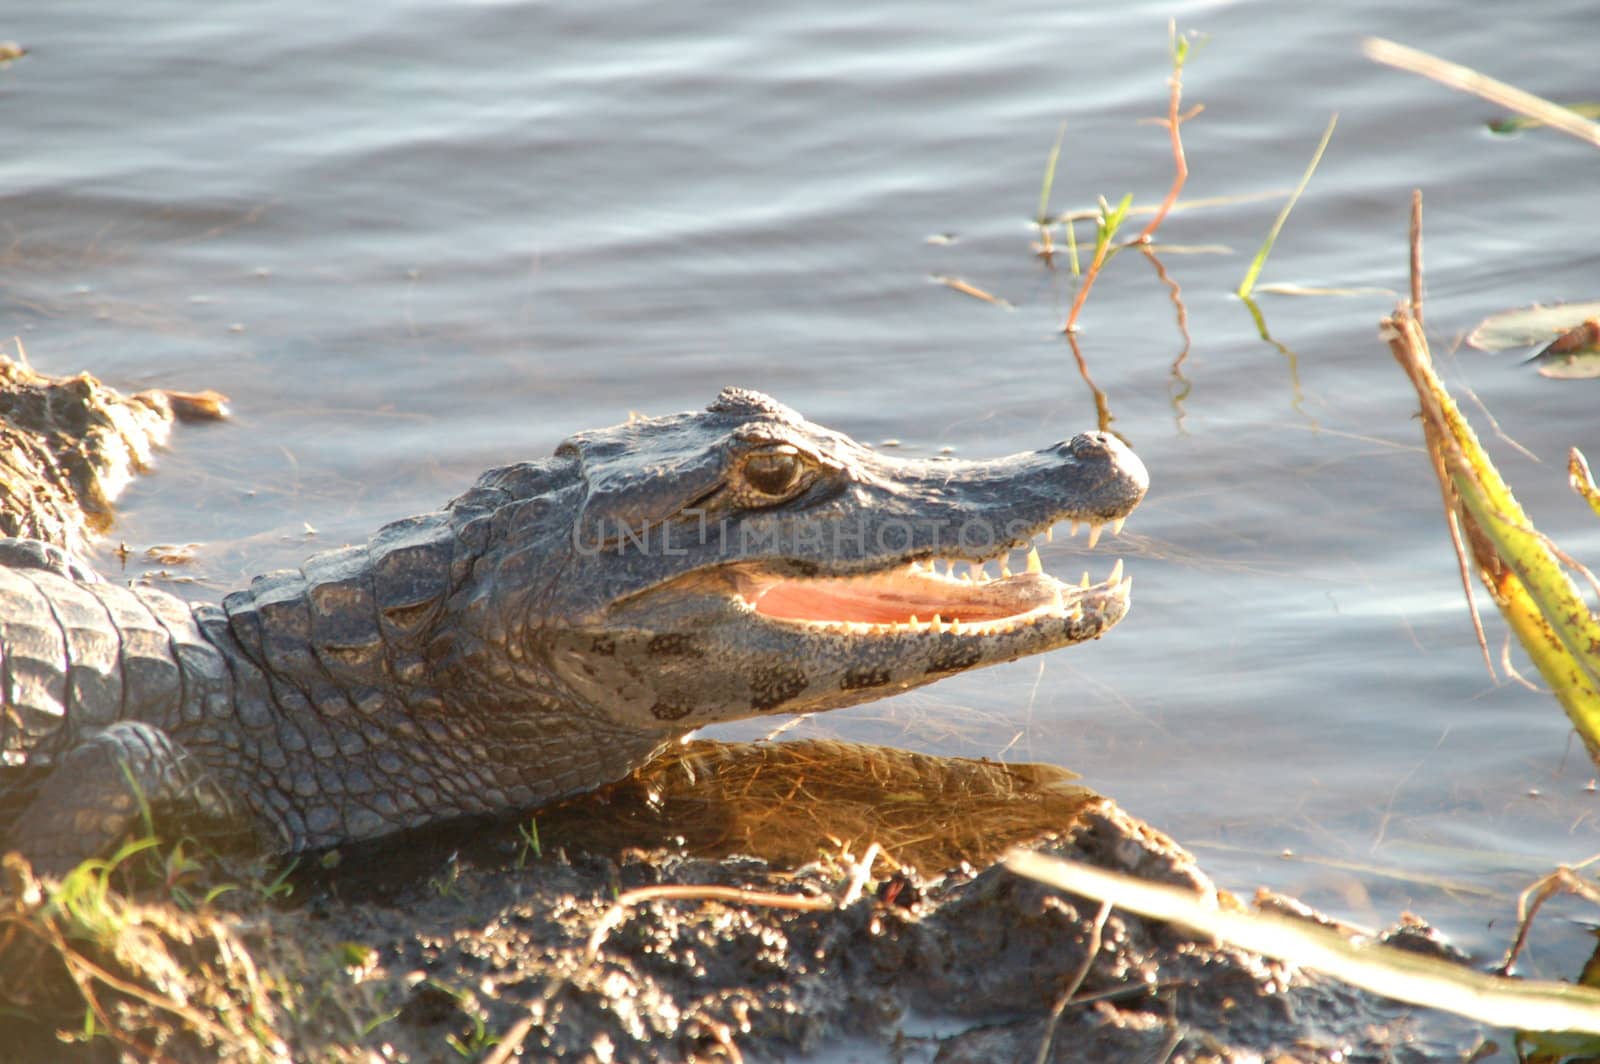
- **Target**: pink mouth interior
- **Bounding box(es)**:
[738,568,1064,626]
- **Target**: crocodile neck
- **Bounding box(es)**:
[182,462,664,852]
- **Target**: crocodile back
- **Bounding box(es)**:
[220,510,458,700]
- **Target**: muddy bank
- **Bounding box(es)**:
[3,739,1476,1062]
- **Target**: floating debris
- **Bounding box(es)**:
[930,274,1012,308]
[1466,300,1600,377]
[144,543,202,566]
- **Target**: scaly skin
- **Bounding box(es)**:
[0,388,1147,873]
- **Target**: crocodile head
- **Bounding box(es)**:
[501,387,1148,733]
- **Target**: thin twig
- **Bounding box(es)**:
[484,1016,536,1064]
[933,275,1011,308]
[1136,22,1198,243]
[1064,331,1114,434]
[587,884,836,960]
[1062,255,1103,332]
[1063,205,1123,333]
[1385,309,1496,678]
[1141,246,1192,374]
[40,922,237,1059]
[840,843,881,908]
[1409,189,1424,328]
[1034,900,1112,1064]
[1482,508,1600,608]
[1498,856,1600,975]
[1458,372,1540,465]
[1501,636,1542,693]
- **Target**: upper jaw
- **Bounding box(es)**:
[578,426,1148,635]
[725,514,1131,638]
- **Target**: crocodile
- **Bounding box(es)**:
[0,386,1147,874]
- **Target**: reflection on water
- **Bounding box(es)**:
[296,739,1105,908]
[539,738,1101,873]
[6,0,1600,989]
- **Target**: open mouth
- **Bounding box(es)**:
[730,518,1130,636]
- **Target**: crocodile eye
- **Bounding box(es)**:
[740,446,809,499]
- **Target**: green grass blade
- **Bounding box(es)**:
[1095,193,1133,260]
[1236,113,1338,299]
[1065,206,1081,277]
[1036,122,1066,225]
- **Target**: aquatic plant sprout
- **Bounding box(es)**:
[1236,113,1337,299]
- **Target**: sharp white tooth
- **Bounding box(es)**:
[969,561,985,582]
[1108,558,1123,583]
[932,613,944,631]
[999,556,1012,577]
[1086,523,1103,550]
[909,614,919,626]
[1070,604,1084,622]
[1045,526,1054,543]
[1079,571,1090,589]
[1112,516,1126,536]
[1026,546,1043,574]
[1070,520,1080,537]
[950,618,964,634]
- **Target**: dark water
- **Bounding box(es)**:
[7,0,1600,991]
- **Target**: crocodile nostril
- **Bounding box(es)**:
[1066,432,1112,461]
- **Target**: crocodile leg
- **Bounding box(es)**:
[6,720,237,877]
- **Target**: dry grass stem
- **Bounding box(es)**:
[1136,22,1200,243]
[933,275,1011,307]
[1363,38,1600,149]
[1497,855,1600,976]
